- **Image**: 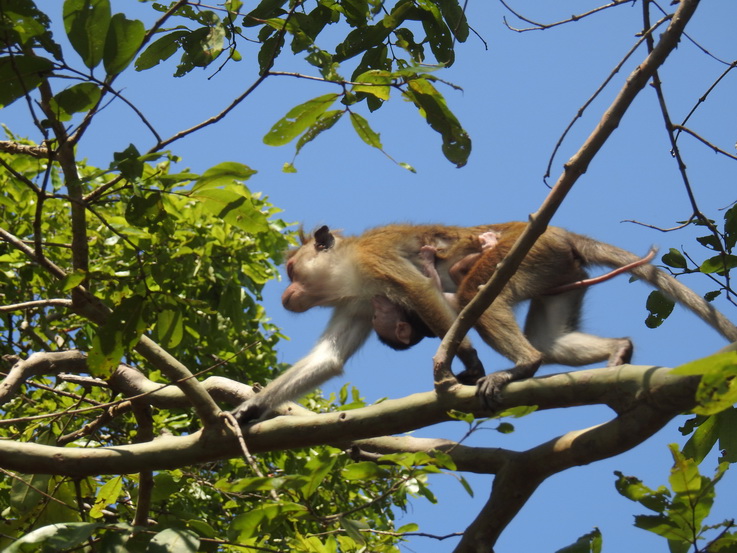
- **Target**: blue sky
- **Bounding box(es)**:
[2,2,736,551]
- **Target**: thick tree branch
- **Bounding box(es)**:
[0,363,698,477]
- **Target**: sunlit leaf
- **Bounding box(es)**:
[263,93,339,146]
[700,254,737,275]
[342,462,385,481]
[90,476,124,519]
[155,308,184,349]
[350,112,381,148]
[192,162,257,192]
[352,70,391,100]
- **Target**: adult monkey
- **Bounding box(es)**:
[232,223,737,422]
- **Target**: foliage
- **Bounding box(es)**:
[0,0,475,549]
[615,445,736,553]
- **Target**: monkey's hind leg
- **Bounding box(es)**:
[471,300,544,408]
[524,291,633,368]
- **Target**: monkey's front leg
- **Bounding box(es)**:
[232,304,373,423]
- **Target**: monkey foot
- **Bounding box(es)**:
[475,370,514,410]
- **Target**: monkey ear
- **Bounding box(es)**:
[314,225,335,251]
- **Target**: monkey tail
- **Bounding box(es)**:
[571,233,737,343]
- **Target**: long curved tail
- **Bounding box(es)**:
[570,232,737,342]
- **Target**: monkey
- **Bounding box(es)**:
[372,230,501,349]
[231,222,737,422]
[232,223,493,422]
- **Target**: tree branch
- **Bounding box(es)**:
[0,362,698,477]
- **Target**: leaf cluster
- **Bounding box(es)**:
[615,445,736,553]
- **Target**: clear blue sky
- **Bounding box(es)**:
[3,2,735,551]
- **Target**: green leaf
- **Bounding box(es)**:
[340,518,368,546]
[63,0,111,69]
[645,290,675,328]
[135,30,188,71]
[155,308,184,349]
[334,1,413,62]
[192,161,257,192]
[350,112,382,148]
[112,144,144,180]
[103,13,145,75]
[88,295,148,378]
[496,422,515,434]
[633,515,688,544]
[613,471,671,513]
[175,13,226,76]
[662,248,687,269]
[406,77,471,167]
[0,0,62,59]
[230,503,308,541]
[11,473,50,511]
[89,476,124,519]
[295,110,343,157]
[554,528,602,553]
[59,269,87,292]
[0,55,54,108]
[681,414,719,464]
[673,351,737,415]
[718,407,737,462]
[341,462,385,481]
[148,528,200,553]
[436,0,470,42]
[3,522,101,553]
[352,70,391,101]
[125,191,166,228]
[700,254,737,275]
[258,32,285,74]
[50,82,101,121]
[189,185,269,233]
[243,0,289,27]
[263,93,339,146]
[457,474,474,497]
[417,0,454,66]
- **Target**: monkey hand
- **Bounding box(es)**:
[231,401,265,425]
